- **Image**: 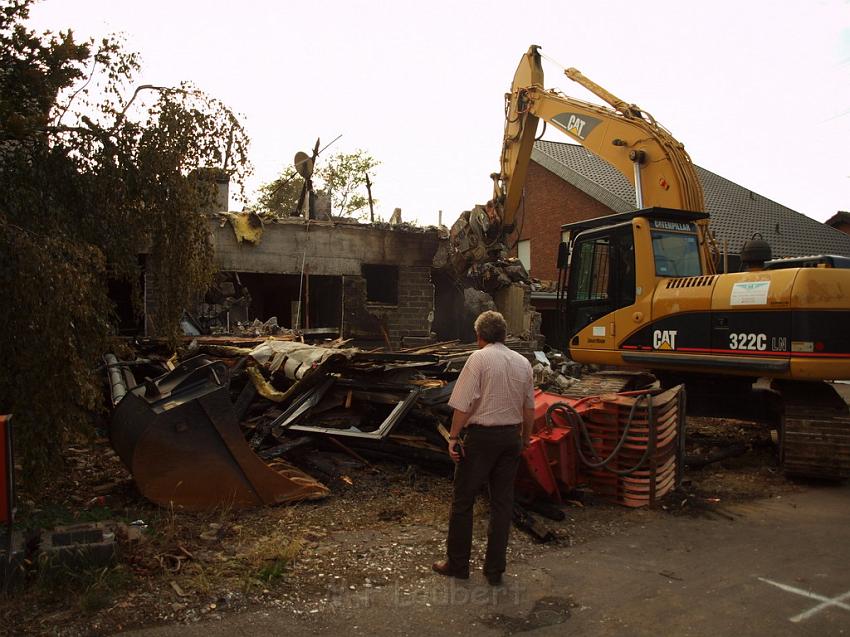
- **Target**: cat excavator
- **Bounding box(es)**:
[450,45,850,479]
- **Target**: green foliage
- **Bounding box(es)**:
[257,149,379,219]
[0,0,251,478]
[318,150,380,218]
[255,166,305,216]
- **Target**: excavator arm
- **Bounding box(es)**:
[446,45,711,277]
[496,46,704,223]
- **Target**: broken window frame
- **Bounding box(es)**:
[269,377,421,439]
[361,264,400,305]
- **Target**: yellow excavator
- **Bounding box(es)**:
[451,45,850,479]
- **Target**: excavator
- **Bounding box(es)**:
[450,45,850,480]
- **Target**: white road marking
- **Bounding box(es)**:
[758,577,850,622]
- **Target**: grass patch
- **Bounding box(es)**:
[15,503,119,532]
[246,536,303,586]
[35,560,132,614]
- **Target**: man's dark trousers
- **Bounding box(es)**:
[446,426,522,578]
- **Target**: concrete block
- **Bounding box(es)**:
[0,529,27,592]
[40,522,116,570]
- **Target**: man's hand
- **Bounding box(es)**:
[447,409,471,463]
[448,438,464,463]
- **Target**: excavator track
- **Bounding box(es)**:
[774,381,850,480]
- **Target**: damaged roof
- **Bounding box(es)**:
[532,140,850,259]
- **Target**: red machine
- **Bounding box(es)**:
[517,386,684,507]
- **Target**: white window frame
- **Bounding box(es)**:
[517,239,531,273]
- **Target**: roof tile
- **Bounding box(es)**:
[533,141,850,258]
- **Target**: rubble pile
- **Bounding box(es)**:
[196,272,253,335]
[105,336,564,511]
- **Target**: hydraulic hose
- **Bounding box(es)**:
[545,394,657,476]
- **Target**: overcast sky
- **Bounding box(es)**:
[28,0,850,226]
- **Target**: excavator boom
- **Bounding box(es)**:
[496,46,704,225]
[448,45,711,279]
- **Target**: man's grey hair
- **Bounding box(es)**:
[474,310,507,344]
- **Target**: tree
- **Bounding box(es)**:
[256,149,379,219]
[318,150,379,218]
[254,167,305,216]
[0,0,251,477]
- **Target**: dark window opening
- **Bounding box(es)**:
[108,255,146,336]
[200,272,342,332]
[573,238,610,301]
[432,268,473,342]
[362,264,399,305]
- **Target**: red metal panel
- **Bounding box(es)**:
[579,387,682,507]
[518,438,560,502]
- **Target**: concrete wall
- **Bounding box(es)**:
[146,218,440,348]
[511,161,615,282]
[213,219,438,276]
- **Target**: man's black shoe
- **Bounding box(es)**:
[485,571,503,586]
[432,560,469,580]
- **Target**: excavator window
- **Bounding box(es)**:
[651,231,701,277]
[573,238,610,301]
[566,224,635,337]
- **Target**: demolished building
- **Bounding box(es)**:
[142,215,441,349]
[134,199,543,350]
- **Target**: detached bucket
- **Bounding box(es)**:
[110,356,328,510]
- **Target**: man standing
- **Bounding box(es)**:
[432,310,535,585]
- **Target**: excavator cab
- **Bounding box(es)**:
[557,208,710,349]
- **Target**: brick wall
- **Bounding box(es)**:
[390,265,433,344]
[511,161,615,282]
[143,269,158,336]
[360,265,433,348]
[830,220,850,236]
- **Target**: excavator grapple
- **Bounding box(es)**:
[108,356,329,510]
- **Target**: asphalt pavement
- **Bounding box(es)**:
[123,482,850,636]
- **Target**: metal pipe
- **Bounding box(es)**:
[633,160,644,209]
[104,354,128,406]
[295,248,307,330]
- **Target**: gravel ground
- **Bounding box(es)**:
[0,415,801,636]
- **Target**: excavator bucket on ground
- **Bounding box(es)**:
[107,355,329,511]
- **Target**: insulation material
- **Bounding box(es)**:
[221,211,264,245]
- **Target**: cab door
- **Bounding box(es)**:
[565,224,635,348]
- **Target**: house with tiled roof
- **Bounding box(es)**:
[825,211,850,236]
[515,140,850,345]
[516,140,850,283]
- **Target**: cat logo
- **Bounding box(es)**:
[565,115,588,138]
[653,329,678,350]
[552,113,601,141]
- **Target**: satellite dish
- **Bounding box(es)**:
[294,151,314,179]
